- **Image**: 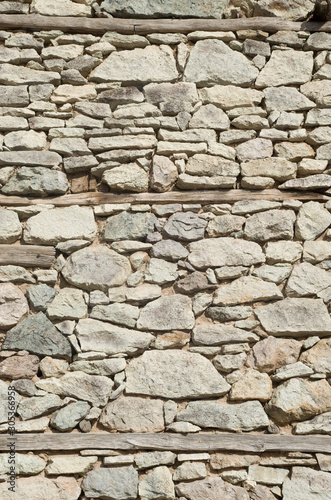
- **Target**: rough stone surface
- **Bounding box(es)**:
[101,0,228,18]
[163,212,207,242]
[100,398,164,432]
[103,212,156,242]
[2,167,68,196]
[47,288,87,320]
[0,282,28,329]
[0,354,39,380]
[300,339,331,374]
[230,369,272,401]
[126,350,230,399]
[150,155,178,192]
[137,295,194,331]
[176,478,249,500]
[50,401,90,432]
[0,476,80,500]
[213,276,283,305]
[295,202,331,240]
[82,467,138,500]
[247,336,301,373]
[283,467,331,500]
[0,209,21,243]
[255,50,313,87]
[245,210,296,241]
[139,466,175,500]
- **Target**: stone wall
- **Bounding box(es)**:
[0,16,330,500]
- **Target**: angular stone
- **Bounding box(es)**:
[241,158,296,181]
[101,0,228,18]
[4,130,47,150]
[253,264,291,284]
[177,400,269,431]
[102,163,149,192]
[100,397,164,432]
[266,378,331,424]
[91,45,177,83]
[136,452,176,470]
[144,258,178,285]
[176,478,249,500]
[0,354,39,380]
[265,241,302,264]
[70,358,126,376]
[279,174,331,191]
[139,466,175,500]
[263,86,315,112]
[32,0,91,15]
[2,166,68,196]
[162,212,206,242]
[0,282,28,329]
[256,50,313,87]
[125,284,162,304]
[0,63,60,85]
[24,206,96,245]
[200,85,263,109]
[82,467,138,500]
[103,212,156,242]
[285,262,331,297]
[26,284,56,313]
[283,467,331,500]
[174,271,210,294]
[45,456,97,476]
[91,303,139,328]
[137,295,194,331]
[0,476,81,500]
[256,298,331,336]
[2,312,72,359]
[214,352,247,373]
[214,276,282,306]
[189,104,229,130]
[18,393,62,420]
[150,155,178,192]
[232,200,281,215]
[230,369,272,401]
[126,350,230,399]
[247,336,301,373]
[236,138,273,162]
[192,324,258,346]
[0,209,21,243]
[244,210,296,241]
[177,173,236,189]
[186,154,239,177]
[272,361,314,382]
[0,265,34,284]
[40,357,68,378]
[207,214,245,236]
[300,339,331,374]
[144,82,198,105]
[188,237,265,268]
[0,453,45,475]
[51,84,97,105]
[173,462,207,482]
[62,246,131,292]
[46,288,87,321]
[37,371,113,407]
[152,240,188,261]
[0,85,29,106]
[295,201,331,240]
[184,39,258,86]
[275,141,314,161]
[206,305,253,322]
[76,318,153,355]
[294,412,331,434]
[248,465,289,486]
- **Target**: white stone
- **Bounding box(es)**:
[256,50,313,87]
[214,276,283,306]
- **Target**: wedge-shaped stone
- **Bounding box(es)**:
[2,166,68,196]
[101,0,228,18]
[45,456,97,476]
[188,237,265,269]
[295,201,331,240]
[47,288,87,321]
[126,350,230,399]
[255,298,331,336]
[0,63,60,85]
[0,477,81,500]
[100,397,164,432]
[24,206,96,245]
[37,371,113,407]
[285,262,331,297]
[176,478,249,500]
[244,209,296,241]
[192,324,259,346]
[266,378,331,424]
[300,338,331,375]
[0,150,61,167]
[76,318,153,355]
[263,86,316,111]
[294,412,331,435]
[137,295,195,331]
[184,39,258,86]
[62,246,131,292]
[70,358,126,376]
[177,400,269,431]
[82,467,138,500]
[214,276,282,306]
[90,45,178,83]
[241,157,296,181]
[2,312,72,359]
[163,212,207,242]
[283,467,331,500]
[256,50,313,87]
[301,80,331,106]
[199,85,263,108]
[265,241,302,264]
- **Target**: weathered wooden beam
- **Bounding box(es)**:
[0,15,330,34]
[0,245,55,267]
[2,433,330,453]
[0,190,329,207]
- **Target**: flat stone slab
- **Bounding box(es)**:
[62,246,131,292]
[176,478,249,500]
[214,276,283,306]
[283,467,331,500]
[0,151,62,167]
[126,350,230,399]
[0,477,80,500]
[101,0,228,18]
[2,166,69,196]
[82,467,138,500]
[100,397,165,432]
[256,50,313,87]
[137,295,195,331]
[255,298,331,336]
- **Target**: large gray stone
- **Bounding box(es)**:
[200,85,263,109]
[266,378,331,424]
[255,50,313,87]
[137,295,195,331]
[0,453,46,475]
[90,45,178,83]
[0,151,62,167]
[0,63,60,85]
[0,476,81,500]
[254,0,315,21]
[213,276,283,306]
[76,318,153,355]
[263,86,316,112]
[26,284,57,312]
[24,206,97,245]
[62,246,131,291]
[192,324,259,345]
[163,212,207,242]
[283,467,331,500]
[103,212,156,242]
[285,262,331,297]
[36,371,114,407]
[2,167,68,196]
[47,288,87,320]
[241,158,296,181]
[185,154,239,177]
[102,163,149,193]
[295,201,331,240]
[126,350,230,399]
[188,237,265,268]
[176,478,249,500]
[294,412,331,434]
[247,336,302,373]
[139,466,175,500]
[300,338,331,375]
[255,298,331,336]
[2,312,72,359]
[50,401,90,431]
[177,400,269,431]
[184,39,259,86]
[101,0,228,18]
[244,210,296,241]
[0,85,29,106]
[17,393,62,421]
[0,209,21,243]
[82,467,138,500]
[70,358,126,376]
[100,397,164,432]
[0,283,28,329]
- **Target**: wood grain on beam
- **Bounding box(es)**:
[0,190,329,207]
[0,15,330,34]
[0,245,55,267]
[2,433,330,453]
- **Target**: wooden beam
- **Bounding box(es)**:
[0,190,329,207]
[2,433,331,453]
[0,15,330,34]
[0,245,55,267]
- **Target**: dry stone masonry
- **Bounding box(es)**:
[0,2,330,499]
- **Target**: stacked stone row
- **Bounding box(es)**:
[0,29,330,195]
